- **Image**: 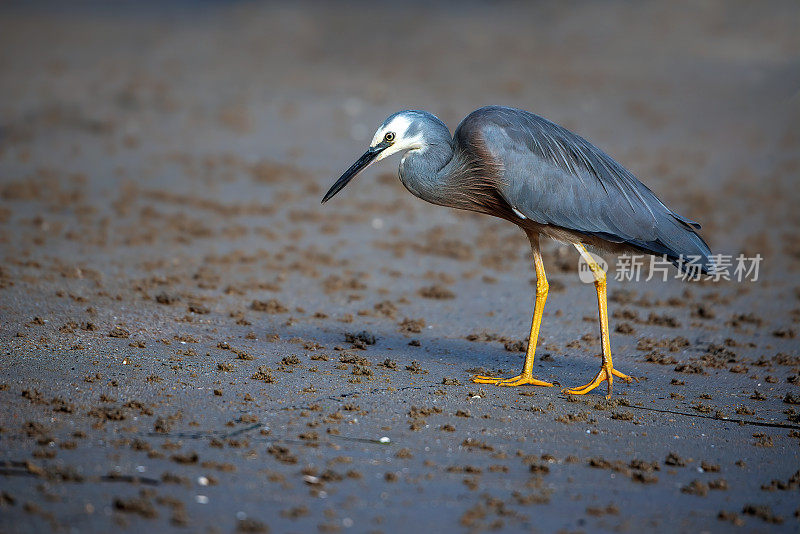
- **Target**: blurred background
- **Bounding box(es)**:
[1,1,798,268]
[2,2,800,532]
[2,0,800,362]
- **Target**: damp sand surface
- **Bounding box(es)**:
[1,2,799,532]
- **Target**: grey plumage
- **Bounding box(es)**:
[456,106,713,273]
[322,105,713,396]
[323,105,713,274]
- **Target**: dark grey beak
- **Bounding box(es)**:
[321,142,389,204]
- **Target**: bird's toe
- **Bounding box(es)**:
[471,375,502,384]
[497,375,554,387]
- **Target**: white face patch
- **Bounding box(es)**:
[370,113,425,162]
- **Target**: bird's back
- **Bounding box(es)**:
[453,106,713,273]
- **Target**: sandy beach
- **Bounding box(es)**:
[1,1,799,532]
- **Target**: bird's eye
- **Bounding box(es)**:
[384,132,395,142]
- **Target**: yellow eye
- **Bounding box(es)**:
[384,132,395,142]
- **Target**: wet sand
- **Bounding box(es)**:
[1,1,799,532]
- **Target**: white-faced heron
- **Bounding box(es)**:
[322,106,713,397]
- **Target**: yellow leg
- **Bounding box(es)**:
[563,244,634,398]
[473,234,553,388]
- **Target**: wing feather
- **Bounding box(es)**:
[454,106,713,273]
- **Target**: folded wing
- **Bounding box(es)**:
[456,106,713,273]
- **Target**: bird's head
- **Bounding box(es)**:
[321,110,447,203]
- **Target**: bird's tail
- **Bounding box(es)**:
[660,214,715,276]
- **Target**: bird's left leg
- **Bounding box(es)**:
[473,235,553,387]
[563,244,635,398]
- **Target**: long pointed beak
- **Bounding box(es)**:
[321,142,389,204]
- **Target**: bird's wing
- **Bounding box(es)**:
[456,106,712,270]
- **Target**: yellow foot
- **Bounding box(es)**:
[472,374,554,387]
[562,366,635,398]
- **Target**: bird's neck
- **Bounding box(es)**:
[398,141,457,206]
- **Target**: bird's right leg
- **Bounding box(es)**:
[562,243,634,398]
[472,236,553,387]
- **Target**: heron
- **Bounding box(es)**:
[322,106,713,397]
